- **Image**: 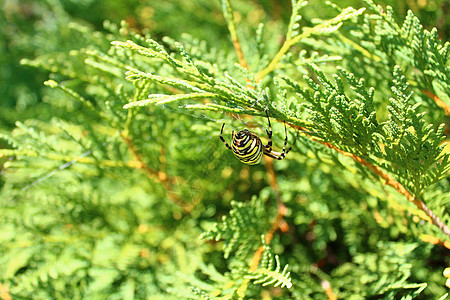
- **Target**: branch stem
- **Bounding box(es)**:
[255,14,354,81]
[237,157,289,298]
[317,139,450,238]
[336,32,382,62]
[249,157,289,272]
[0,283,11,300]
[256,39,295,81]
[222,0,249,70]
[121,131,194,213]
[321,280,338,300]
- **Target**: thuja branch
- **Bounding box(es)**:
[262,157,290,242]
[336,32,382,62]
[255,6,365,81]
[277,118,450,239]
[248,203,288,272]
[221,0,249,71]
[237,205,288,297]
[318,139,450,238]
[237,157,289,297]
[0,149,141,169]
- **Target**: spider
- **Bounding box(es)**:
[220,111,298,165]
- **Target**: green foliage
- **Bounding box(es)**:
[283,62,449,197]
[202,196,273,260]
[1,0,450,299]
[242,238,293,289]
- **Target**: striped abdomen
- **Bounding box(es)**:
[231,129,263,165]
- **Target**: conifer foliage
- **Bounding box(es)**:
[1,0,449,299]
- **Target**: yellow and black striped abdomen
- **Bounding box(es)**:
[231,129,263,165]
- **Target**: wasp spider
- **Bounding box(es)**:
[220,111,298,165]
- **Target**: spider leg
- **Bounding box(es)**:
[264,110,273,151]
[280,122,299,156]
[220,123,232,150]
[263,150,289,160]
[281,121,288,156]
[281,126,299,157]
[262,125,299,160]
[265,121,289,158]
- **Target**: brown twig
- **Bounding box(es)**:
[316,139,450,238]
[249,157,289,271]
[222,0,249,71]
[423,89,450,115]
[420,234,450,250]
[321,280,338,300]
[237,157,289,298]
[283,121,450,239]
[248,205,288,271]
[279,121,450,242]
[230,29,249,71]
[121,131,194,213]
[0,283,11,300]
